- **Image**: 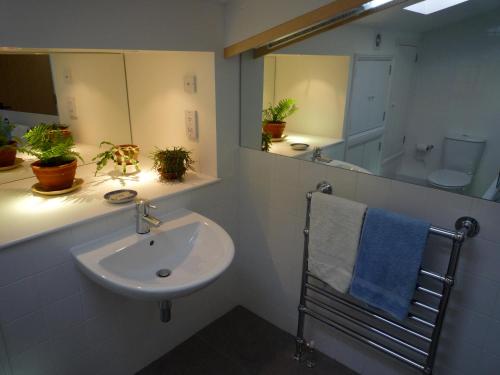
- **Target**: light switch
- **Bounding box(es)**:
[184,75,197,94]
[67,97,78,120]
[185,110,198,141]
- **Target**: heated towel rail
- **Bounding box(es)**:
[294,181,480,374]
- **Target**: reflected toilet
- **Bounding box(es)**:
[427,134,486,192]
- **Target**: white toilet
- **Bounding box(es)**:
[427,134,486,191]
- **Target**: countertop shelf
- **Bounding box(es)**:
[0,160,219,250]
[268,132,344,158]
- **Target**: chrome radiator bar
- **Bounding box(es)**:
[294,181,480,375]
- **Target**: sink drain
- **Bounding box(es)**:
[156,269,171,278]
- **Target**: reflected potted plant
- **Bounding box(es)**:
[262,98,298,139]
[0,118,17,167]
[47,123,71,138]
[151,147,194,181]
[19,124,83,190]
[261,132,272,152]
[93,141,140,175]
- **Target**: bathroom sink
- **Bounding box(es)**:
[71,209,234,301]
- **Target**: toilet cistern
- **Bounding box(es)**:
[136,199,162,234]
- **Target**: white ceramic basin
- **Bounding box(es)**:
[71,209,234,301]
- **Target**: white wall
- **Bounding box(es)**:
[267,54,350,139]
[50,53,132,146]
[125,51,217,176]
[238,147,500,375]
[398,11,500,197]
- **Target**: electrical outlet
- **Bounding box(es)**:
[184,75,196,94]
[185,110,198,141]
[67,97,78,120]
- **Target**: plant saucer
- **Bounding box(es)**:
[32,178,84,196]
[0,158,23,171]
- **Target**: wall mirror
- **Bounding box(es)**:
[240,0,500,202]
[0,51,132,184]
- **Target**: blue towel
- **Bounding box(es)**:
[349,208,430,320]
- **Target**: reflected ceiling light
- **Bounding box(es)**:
[404,0,470,15]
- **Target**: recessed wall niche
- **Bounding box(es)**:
[0,49,217,184]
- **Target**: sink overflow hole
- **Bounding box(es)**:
[150,240,155,246]
[156,269,171,278]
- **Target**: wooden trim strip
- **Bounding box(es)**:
[223,0,367,58]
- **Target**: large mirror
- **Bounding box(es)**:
[0,52,132,184]
[240,0,500,202]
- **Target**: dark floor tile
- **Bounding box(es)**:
[136,335,250,375]
[196,306,357,375]
[138,306,358,375]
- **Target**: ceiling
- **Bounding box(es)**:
[354,0,500,33]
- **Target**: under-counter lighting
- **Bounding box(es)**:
[404,0,470,15]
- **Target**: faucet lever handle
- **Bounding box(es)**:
[148,203,157,209]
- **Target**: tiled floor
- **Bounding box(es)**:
[137,306,358,375]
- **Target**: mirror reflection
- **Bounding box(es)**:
[0,52,132,184]
[240,0,500,202]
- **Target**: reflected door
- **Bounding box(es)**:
[345,56,392,173]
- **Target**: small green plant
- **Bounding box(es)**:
[151,147,194,181]
[19,124,82,167]
[92,141,140,176]
[262,98,298,123]
[0,118,15,147]
[261,132,272,152]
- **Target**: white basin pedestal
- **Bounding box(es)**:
[71,209,235,322]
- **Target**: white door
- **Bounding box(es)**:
[348,57,392,135]
[345,56,392,172]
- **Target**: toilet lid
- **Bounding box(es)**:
[428,169,472,188]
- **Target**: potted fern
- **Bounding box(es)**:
[92,141,140,176]
[0,118,17,167]
[151,147,194,181]
[262,98,298,139]
[19,124,83,190]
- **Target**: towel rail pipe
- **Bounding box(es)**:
[305,295,429,356]
[417,286,443,299]
[305,280,432,343]
[303,308,426,371]
[419,269,446,283]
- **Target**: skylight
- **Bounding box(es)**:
[404,0,470,15]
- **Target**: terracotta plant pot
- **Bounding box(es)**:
[263,122,286,139]
[31,159,77,190]
[48,127,72,140]
[161,172,180,181]
[0,141,17,167]
[115,144,140,165]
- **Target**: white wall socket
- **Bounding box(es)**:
[67,97,78,120]
[185,110,198,141]
[184,75,196,94]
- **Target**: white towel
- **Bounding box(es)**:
[308,192,366,293]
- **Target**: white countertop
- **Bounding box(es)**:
[0,160,219,250]
[269,132,343,158]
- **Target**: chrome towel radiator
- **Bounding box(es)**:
[294,182,480,374]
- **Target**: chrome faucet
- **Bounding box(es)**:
[311,147,332,163]
[136,199,162,234]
